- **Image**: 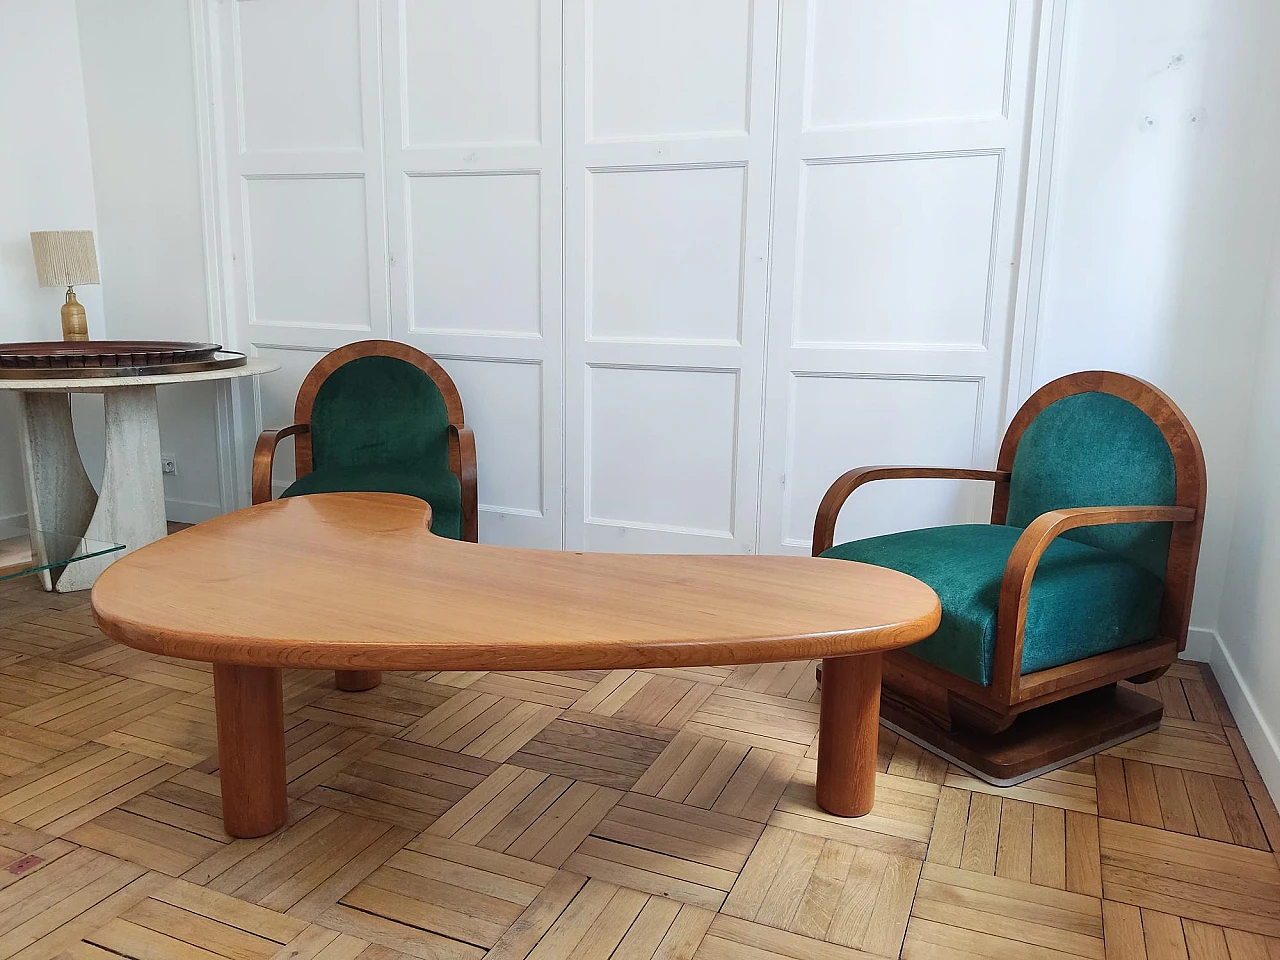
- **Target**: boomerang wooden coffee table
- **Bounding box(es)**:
[90,492,940,838]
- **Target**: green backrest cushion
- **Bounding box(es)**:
[310,355,451,475]
[1005,392,1176,578]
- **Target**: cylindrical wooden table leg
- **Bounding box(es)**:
[816,653,882,817]
[213,663,288,838]
[335,670,382,692]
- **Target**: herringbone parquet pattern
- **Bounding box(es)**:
[0,575,1277,959]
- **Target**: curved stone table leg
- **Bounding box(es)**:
[54,386,168,593]
[816,653,883,817]
[17,392,99,591]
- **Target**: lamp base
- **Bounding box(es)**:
[61,287,88,342]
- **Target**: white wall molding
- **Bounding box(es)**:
[188,0,1062,551]
[165,498,222,526]
[1005,0,1068,422]
[1204,626,1280,803]
[1179,626,1216,664]
[189,0,258,515]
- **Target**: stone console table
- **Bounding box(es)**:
[1,359,279,592]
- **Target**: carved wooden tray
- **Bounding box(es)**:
[0,341,246,379]
[0,341,223,368]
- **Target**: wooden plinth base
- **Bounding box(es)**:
[881,684,1163,786]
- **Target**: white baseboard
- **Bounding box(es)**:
[1180,626,1216,663]
[165,499,221,525]
[8,502,217,529]
[1205,626,1280,803]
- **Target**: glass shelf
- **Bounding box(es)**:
[0,524,125,583]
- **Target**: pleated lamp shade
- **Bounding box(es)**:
[30,230,100,288]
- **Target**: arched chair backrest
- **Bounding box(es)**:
[992,371,1206,647]
[292,340,465,480]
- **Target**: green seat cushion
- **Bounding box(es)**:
[821,524,1164,685]
[282,465,463,541]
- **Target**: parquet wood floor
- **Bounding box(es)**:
[0,578,1277,959]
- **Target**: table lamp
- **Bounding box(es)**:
[30,230,100,342]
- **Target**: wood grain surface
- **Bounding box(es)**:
[816,653,883,816]
[212,663,288,837]
[91,492,940,673]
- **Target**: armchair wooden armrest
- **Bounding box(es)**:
[448,424,478,542]
[812,466,1012,556]
[252,424,309,506]
[991,504,1198,701]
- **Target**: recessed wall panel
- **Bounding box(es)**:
[409,173,541,336]
[786,376,982,545]
[245,177,372,328]
[807,0,1012,127]
[589,0,751,139]
[795,155,999,347]
[402,0,541,145]
[588,366,738,533]
[236,0,363,152]
[589,166,744,342]
[437,358,544,516]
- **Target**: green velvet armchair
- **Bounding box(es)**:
[252,340,477,539]
[252,340,478,691]
[813,371,1205,784]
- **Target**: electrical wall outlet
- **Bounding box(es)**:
[161,455,178,476]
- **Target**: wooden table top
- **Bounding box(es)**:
[91,492,940,672]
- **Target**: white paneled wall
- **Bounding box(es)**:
[564,0,779,554]
[759,0,1039,554]
[385,0,563,546]
[207,0,1044,553]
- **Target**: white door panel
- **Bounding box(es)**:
[405,172,543,338]
[782,375,991,548]
[222,0,389,355]
[217,0,563,548]
[399,0,542,148]
[758,0,1040,556]
[384,0,564,548]
[564,0,779,554]
[792,155,1002,348]
[242,176,374,331]
[588,165,748,344]
[234,0,365,153]
[435,356,548,547]
[587,0,753,140]
[806,0,1016,128]
[209,0,1045,555]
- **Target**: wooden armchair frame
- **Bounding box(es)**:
[251,340,478,543]
[251,341,478,694]
[813,372,1205,776]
